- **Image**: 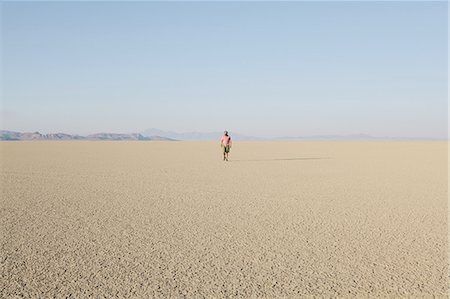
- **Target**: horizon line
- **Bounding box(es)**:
[0,129,447,141]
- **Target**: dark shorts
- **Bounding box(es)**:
[223,145,230,153]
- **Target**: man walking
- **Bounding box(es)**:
[220,131,232,161]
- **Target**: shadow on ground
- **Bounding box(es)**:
[229,157,330,162]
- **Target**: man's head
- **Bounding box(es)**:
[224,131,228,136]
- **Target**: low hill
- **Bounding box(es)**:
[0,131,176,141]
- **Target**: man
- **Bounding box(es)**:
[220,131,232,161]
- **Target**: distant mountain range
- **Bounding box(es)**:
[0,131,176,141]
[0,129,443,141]
[142,129,443,141]
[142,128,260,141]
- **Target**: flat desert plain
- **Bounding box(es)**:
[1,141,448,298]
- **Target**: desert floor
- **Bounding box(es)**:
[1,141,448,298]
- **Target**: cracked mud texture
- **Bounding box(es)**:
[1,141,447,298]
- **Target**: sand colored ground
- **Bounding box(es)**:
[0,141,448,298]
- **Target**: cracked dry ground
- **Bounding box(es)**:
[1,141,447,298]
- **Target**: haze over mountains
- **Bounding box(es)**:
[142,129,442,141]
[0,131,175,141]
[1,129,443,141]
[141,128,260,141]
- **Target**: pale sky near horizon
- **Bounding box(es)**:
[1,1,448,138]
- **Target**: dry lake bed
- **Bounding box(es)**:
[1,141,448,297]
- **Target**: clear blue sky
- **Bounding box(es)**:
[1,1,448,138]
